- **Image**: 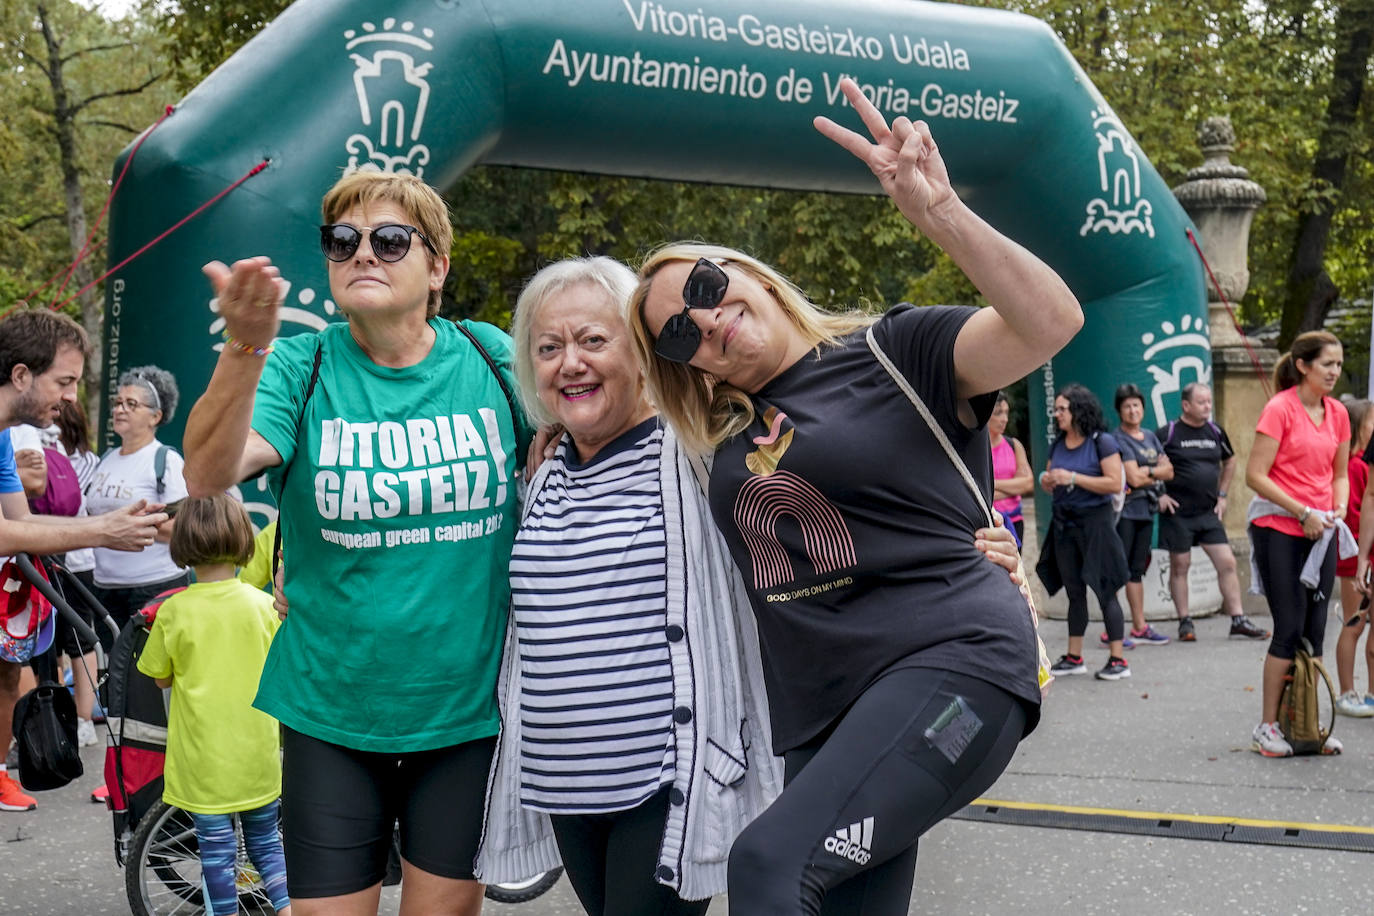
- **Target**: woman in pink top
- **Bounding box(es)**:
[990,392,1033,547]
[1244,330,1349,757]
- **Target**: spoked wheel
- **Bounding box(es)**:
[484,866,564,904]
[125,799,280,916]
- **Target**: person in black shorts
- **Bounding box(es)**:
[629,78,1077,915]
[1110,383,1172,646]
[1156,383,1268,642]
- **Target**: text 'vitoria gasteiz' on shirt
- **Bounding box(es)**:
[311,411,511,521]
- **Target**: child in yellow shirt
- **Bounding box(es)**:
[137,494,290,915]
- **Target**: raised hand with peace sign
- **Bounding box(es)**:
[815,76,1082,400]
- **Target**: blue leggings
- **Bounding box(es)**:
[192,800,290,915]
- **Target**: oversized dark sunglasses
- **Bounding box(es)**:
[653,258,729,363]
[319,223,438,263]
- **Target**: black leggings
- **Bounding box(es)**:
[1250,524,1336,660]
[726,667,1025,915]
[279,726,495,898]
[1053,518,1125,641]
[1115,516,1154,583]
[550,785,709,916]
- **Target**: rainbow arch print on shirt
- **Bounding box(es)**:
[734,471,857,591]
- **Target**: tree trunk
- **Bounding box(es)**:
[38,3,104,425]
[1278,0,1374,351]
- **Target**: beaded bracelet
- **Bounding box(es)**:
[221,332,274,357]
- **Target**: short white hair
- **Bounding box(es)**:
[510,257,638,428]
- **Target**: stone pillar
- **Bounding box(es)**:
[1173,117,1278,591]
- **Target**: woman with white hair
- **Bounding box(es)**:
[477,255,782,914]
[85,365,188,648]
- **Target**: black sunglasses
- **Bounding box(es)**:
[319,223,438,263]
[653,258,729,363]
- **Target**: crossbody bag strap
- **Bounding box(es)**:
[452,320,519,428]
[685,450,711,496]
[864,326,994,529]
[272,339,325,583]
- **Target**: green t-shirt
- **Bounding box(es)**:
[251,319,532,752]
[136,579,282,814]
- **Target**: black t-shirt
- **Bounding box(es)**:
[707,304,1041,753]
[1156,419,1233,516]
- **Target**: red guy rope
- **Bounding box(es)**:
[49,158,270,313]
[1185,227,1273,400]
[47,105,177,308]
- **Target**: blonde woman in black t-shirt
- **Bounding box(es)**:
[626,77,1080,916]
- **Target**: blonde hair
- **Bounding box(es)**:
[321,171,452,318]
[1273,330,1341,392]
[626,242,874,454]
[510,257,640,428]
[169,494,256,569]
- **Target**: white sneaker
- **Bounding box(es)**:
[76,718,98,748]
[1335,691,1374,718]
[1251,722,1293,757]
[1321,734,1343,755]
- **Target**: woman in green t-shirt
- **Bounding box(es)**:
[183,172,529,916]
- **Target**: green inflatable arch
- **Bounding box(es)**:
[103,0,1208,522]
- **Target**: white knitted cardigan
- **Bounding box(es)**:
[475,424,783,901]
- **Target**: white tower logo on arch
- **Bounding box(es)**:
[1080,104,1155,239]
[1141,314,1212,428]
[343,18,435,177]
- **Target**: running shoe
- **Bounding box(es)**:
[1229,616,1270,640]
[1178,617,1197,642]
[90,783,109,805]
[1095,657,1131,680]
[0,771,36,811]
[1336,691,1374,718]
[1251,722,1293,757]
[1050,654,1087,676]
[1130,625,1171,646]
[1364,694,1374,712]
[1099,631,1136,649]
[76,718,98,747]
[1321,734,1344,755]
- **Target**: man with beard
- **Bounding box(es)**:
[0,310,166,813]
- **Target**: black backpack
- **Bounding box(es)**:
[12,681,82,790]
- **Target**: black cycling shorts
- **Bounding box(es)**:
[1157,511,1228,554]
[280,726,496,898]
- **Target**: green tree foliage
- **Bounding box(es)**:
[444,168,933,326]
[0,0,166,415]
[151,0,291,92]
[967,0,1372,339]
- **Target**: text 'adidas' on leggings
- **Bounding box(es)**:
[726,666,1025,916]
[1250,523,1336,660]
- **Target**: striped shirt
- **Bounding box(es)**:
[510,418,674,813]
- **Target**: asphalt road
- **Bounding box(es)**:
[5,610,1374,916]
